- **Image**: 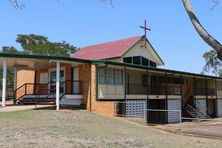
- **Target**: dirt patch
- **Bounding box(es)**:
[155,118,222,140]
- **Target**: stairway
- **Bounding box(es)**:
[184,104,209,119]
[183,95,210,119]
[18,95,56,105]
[60,95,82,106]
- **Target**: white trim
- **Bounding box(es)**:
[56,62,60,110]
[1,59,7,107]
[49,66,65,94]
[14,67,17,91]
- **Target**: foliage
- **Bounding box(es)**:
[16,34,77,56]
[2,46,21,54]
[203,50,222,76]
[0,47,18,88]
[0,34,77,89]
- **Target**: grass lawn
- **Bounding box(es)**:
[0,110,222,148]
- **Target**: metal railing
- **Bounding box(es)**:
[184,104,209,119]
[127,84,181,95]
[195,88,216,96]
[14,80,82,104]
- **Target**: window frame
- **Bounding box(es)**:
[98,67,123,85]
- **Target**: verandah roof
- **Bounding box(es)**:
[92,60,222,80]
[0,53,91,70]
[0,53,221,80]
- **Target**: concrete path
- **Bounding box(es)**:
[0,105,54,112]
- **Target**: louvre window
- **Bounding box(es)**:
[150,60,157,67]
[142,57,149,66]
[98,67,123,85]
[217,81,222,90]
[133,56,141,65]
[124,56,156,67]
[123,57,132,64]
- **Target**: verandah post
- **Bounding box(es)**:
[193,77,196,109]
[215,79,218,117]
[180,74,183,122]
[56,62,60,110]
[146,70,149,123]
[165,72,168,124]
[1,59,7,107]
[13,67,17,105]
[205,78,208,116]
[124,66,127,116]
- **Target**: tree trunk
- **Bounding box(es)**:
[182,0,222,60]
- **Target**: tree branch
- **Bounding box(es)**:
[210,0,221,11]
[100,0,114,7]
[9,0,25,9]
[182,0,222,60]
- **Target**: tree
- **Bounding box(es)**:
[0,34,77,90]
[202,50,222,76]
[16,34,77,56]
[8,0,24,9]
[0,47,20,89]
[182,0,222,60]
[2,46,22,54]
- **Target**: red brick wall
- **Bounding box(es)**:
[16,70,35,99]
[80,64,116,117]
[36,63,72,94]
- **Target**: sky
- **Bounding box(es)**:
[0,0,221,75]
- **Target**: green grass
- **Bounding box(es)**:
[0,110,29,120]
[0,110,221,148]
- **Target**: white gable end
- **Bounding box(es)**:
[122,40,164,66]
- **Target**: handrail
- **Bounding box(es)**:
[126,83,182,95]
[185,104,209,119]
[14,83,26,104]
[195,101,211,118]
[14,82,52,104]
[45,81,66,99]
[14,80,82,104]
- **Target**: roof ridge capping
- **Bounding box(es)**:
[80,35,142,49]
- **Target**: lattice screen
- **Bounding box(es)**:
[196,99,207,116]
[125,100,147,118]
[217,99,222,117]
[168,99,181,123]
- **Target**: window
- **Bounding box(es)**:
[123,56,157,68]
[114,70,123,85]
[98,68,106,84]
[98,67,123,85]
[50,70,65,93]
[217,81,222,90]
[150,60,157,67]
[107,68,114,84]
[133,56,141,65]
[123,57,132,64]
[142,57,149,66]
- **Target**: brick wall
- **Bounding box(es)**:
[80,64,116,117]
[16,70,35,99]
[36,63,72,94]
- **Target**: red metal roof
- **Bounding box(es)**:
[72,36,142,60]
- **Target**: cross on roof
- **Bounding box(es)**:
[140,20,151,48]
